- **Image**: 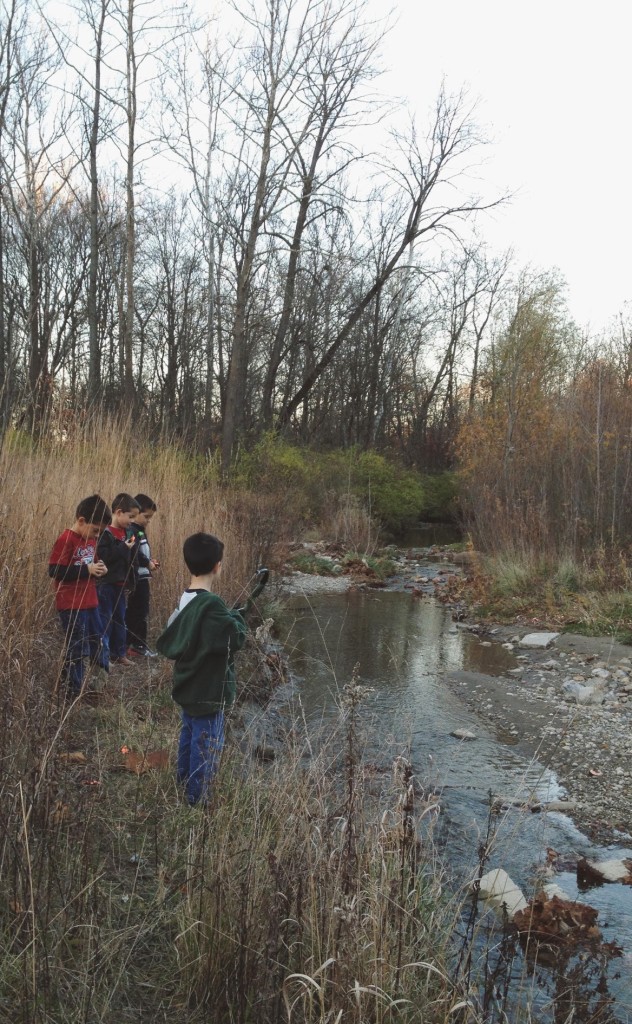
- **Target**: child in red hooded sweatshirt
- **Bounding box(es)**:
[48,494,111,697]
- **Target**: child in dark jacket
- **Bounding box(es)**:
[126,494,159,657]
[48,494,111,697]
[156,533,247,806]
[96,493,139,667]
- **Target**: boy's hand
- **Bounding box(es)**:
[124,536,135,548]
[149,559,160,571]
[89,559,107,577]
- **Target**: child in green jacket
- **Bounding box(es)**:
[156,533,247,806]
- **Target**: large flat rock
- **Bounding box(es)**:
[577,857,632,884]
[519,632,560,649]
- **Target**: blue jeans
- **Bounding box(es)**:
[58,607,106,694]
[177,710,225,805]
[98,584,127,660]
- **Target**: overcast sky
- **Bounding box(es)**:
[374,0,631,331]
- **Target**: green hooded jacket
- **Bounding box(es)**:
[156,590,247,716]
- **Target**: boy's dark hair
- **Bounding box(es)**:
[76,494,112,525]
[111,492,140,514]
[134,493,157,513]
[183,533,224,575]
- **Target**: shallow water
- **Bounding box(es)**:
[281,588,632,1021]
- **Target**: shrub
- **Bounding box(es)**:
[328,494,379,553]
[235,433,311,492]
[233,437,432,537]
[341,551,397,580]
[422,471,460,520]
[290,552,341,576]
[350,451,423,532]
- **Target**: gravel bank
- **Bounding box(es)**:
[445,626,632,845]
[280,570,355,595]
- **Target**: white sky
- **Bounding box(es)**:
[375,0,631,331]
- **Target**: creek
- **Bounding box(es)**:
[279,577,632,1022]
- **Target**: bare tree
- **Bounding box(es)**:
[465,244,510,410]
[219,0,314,467]
[278,88,505,426]
[83,0,113,403]
[0,0,28,428]
[259,0,380,427]
[159,22,226,437]
[106,0,186,406]
[0,10,81,428]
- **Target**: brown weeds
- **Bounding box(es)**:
[0,418,459,1023]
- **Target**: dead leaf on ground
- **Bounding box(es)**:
[119,749,170,775]
[57,751,87,765]
[513,892,602,947]
[343,558,378,579]
[48,801,70,826]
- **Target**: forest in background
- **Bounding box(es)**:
[2,0,632,553]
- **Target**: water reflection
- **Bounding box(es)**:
[281,589,632,1021]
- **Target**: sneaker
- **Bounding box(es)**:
[129,644,157,658]
[112,656,134,667]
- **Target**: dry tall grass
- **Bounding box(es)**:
[0,420,617,1023]
[0,419,462,1023]
[469,547,632,640]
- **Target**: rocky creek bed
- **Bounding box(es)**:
[282,543,632,847]
[445,625,632,846]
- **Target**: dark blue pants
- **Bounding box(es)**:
[98,584,127,660]
[126,578,150,649]
[177,710,225,805]
[58,607,106,694]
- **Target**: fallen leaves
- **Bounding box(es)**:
[512,890,623,965]
[48,800,70,826]
[513,892,602,945]
[56,751,87,765]
[119,749,169,775]
[54,745,170,780]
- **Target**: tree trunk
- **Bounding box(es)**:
[87,1,107,405]
[123,0,136,406]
